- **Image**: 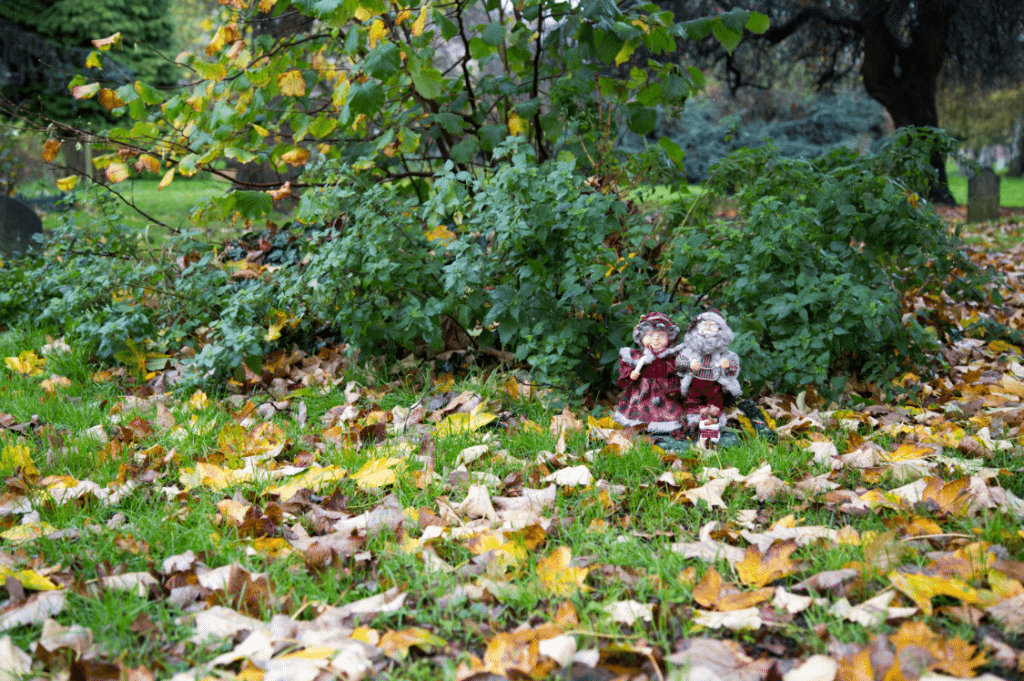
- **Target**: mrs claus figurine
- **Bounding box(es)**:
[678,310,742,434]
[614,312,686,434]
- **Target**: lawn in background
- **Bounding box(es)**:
[36,175,237,243]
[946,164,1024,207]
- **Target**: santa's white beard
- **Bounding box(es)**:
[689,333,726,356]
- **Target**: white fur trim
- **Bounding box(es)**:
[613,411,681,431]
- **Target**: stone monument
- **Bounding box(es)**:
[0,195,44,258]
[967,166,1000,223]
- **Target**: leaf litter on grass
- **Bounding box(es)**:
[2,218,1024,679]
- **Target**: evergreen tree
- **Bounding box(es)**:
[655,0,1024,205]
[0,0,177,127]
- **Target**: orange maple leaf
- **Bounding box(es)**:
[736,539,801,587]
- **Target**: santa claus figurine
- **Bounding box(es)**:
[613,312,687,434]
[678,310,742,434]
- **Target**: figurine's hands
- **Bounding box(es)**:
[630,369,640,381]
[689,359,701,372]
[720,359,731,369]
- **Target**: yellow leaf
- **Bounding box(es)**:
[615,39,636,66]
[332,76,350,108]
[735,539,801,587]
[206,23,242,56]
[264,313,287,342]
[5,350,45,376]
[988,340,1021,355]
[135,154,161,173]
[508,111,526,137]
[179,462,234,490]
[42,139,63,162]
[888,571,980,616]
[106,162,130,183]
[278,70,306,97]
[280,147,311,167]
[1,445,38,475]
[436,403,497,438]
[189,390,210,410]
[85,52,103,69]
[424,224,456,244]
[158,168,175,190]
[351,457,403,489]
[97,88,125,110]
[1000,374,1024,398]
[265,466,347,500]
[0,566,59,591]
[368,19,388,49]
[258,0,277,11]
[56,176,79,191]
[537,547,589,596]
[91,32,122,51]
[351,627,380,645]
[1,522,57,545]
[378,627,447,660]
[884,443,932,462]
[249,537,292,558]
[411,3,429,36]
[217,498,250,524]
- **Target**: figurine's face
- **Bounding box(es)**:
[643,329,669,351]
[698,320,719,337]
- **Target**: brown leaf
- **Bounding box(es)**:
[70,659,121,681]
[0,590,65,631]
[97,88,125,110]
[666,638,772,681]
[42,139,62,163]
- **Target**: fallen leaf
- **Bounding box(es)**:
[537,547,588,597]
[541,465,593,487]
[0,635,31,681]
[603,600,654,625]
[0,591,66,631]
[350,457,403,489]
[888,570,980,616]
[736,539,801,587]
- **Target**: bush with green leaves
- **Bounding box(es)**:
[296,138,668,390]
[0,129,996,398]
[0,139,673,392]
[665,127,993,396]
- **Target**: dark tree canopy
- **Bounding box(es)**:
[658,0,1024,205]
[0,0,177,126]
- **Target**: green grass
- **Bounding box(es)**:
[2,323,1024,678]
[34,176,238,243]
[944,163,1024,207]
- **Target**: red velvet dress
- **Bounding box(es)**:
[614,349,685,433]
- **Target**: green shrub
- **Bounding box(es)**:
[0,130,996,398]
[666,127,993,396]
[297,138,668,390]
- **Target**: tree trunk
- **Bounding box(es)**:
[860,1,956,205]
[61,136,90,183]
[1008,116,1024,177]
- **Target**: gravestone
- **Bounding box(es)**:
[967,166,1000,223]
[0,195,44,257]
